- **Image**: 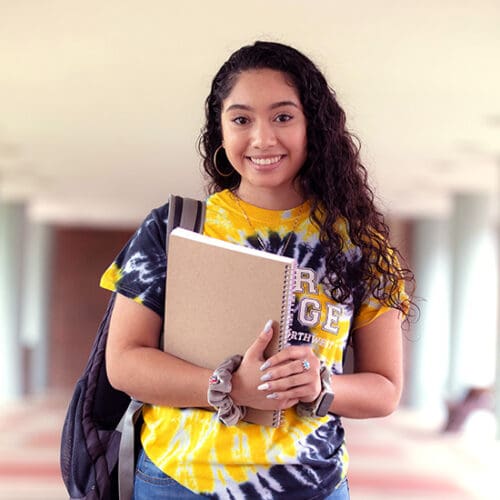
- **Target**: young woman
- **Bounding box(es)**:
[102,41,414,500]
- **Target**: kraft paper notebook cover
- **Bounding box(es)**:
[163,227,297,427]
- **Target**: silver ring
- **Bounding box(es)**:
[302,359,311,371]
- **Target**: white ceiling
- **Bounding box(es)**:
[1,1,499,226]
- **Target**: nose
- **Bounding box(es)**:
[251,120,277,149]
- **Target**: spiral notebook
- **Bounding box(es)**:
[163,227,297,427]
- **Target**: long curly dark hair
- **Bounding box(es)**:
[198,41,414,317]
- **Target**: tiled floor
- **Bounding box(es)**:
[344,410,498,499]
[0,393,68,500]
[0,392,498,499]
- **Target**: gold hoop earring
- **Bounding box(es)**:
[213,145,233,177]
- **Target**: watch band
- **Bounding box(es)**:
[296,362,334,418]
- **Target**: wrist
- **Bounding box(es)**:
[299,380,322,404]
[229,368,244,406]
[207,355,247,426]
[296,362,334,418]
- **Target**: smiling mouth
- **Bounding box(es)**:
[248,155,284,166]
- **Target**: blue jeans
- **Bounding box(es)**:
[324,479,350,499]
[133,450,202,499]
[133,449,350,499]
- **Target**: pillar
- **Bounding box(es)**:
[20,221,53,394]
[0,201,26,401]
[448,193,497,399]
[406,218,450,415]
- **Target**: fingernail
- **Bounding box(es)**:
[266,393,279,399]
[260,360,271,371]
[257,383,270,391]
[260,372,272,382]
[263,319,273,334]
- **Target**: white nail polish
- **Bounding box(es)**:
[260,360,271,371]
[257,383,270,391]
[266,393,279,399]
[263,319,273,334]
[260,372,272,382]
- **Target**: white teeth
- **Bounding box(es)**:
[250,156,282,166]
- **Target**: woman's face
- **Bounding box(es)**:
[220,69,307,202]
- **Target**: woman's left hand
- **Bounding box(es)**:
[258,345,322,404]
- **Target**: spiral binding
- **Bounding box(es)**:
[273,260,297,427]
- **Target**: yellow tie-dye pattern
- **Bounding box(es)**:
[204,192,312,246]
[138,191,371,493]
[99,262,121,291]
[98,190,402,495]
[142,404,327,492]
[100,264,145,306]
[340,445,350,480]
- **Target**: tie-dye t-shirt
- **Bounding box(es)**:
[100,189,403,499]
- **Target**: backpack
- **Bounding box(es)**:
[60,195,206,500]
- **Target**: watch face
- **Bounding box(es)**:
[316,392,334,417]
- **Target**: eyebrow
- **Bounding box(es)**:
[224,100,300,112]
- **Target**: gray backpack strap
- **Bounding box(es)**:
[166,194,206,255]
[118,194,205,500]
[117,399,144,500]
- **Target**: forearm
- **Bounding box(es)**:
[107,346,212,407]
[326,309,403,419]
[329,371,402,419]
[106,294,213,408]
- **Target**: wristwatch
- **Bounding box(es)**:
[296,363,334,418]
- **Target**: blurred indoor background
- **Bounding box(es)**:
[1,1,499,499]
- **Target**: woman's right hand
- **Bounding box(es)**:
[230,321,300,411]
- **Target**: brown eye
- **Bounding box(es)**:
[232,116,249,125]
[275,114,292,123]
